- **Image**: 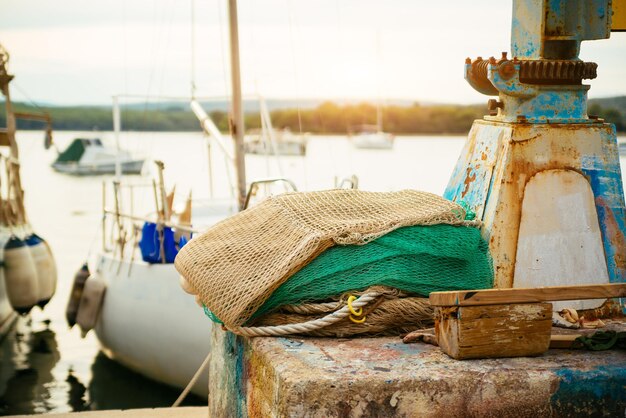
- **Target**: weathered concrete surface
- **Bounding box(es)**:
[210,325,626,417]
[12,406,207,418]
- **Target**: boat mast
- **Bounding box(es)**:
[0,47,18,160]
[112,95,122,179]
[228,0,247,211]
[375,30,383,133]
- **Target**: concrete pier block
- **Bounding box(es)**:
[209,326,626,417]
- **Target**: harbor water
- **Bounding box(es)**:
[1,131,624,415]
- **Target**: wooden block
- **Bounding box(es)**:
[429,283,626,307]
[549,334,581,349]
[435,303,552,360]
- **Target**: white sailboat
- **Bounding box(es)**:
[351,124,394,149]
[68,0,256,398]
[70,0,354,397]
[352,31,394,150]
[245,127,308,156]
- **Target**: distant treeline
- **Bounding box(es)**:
[3,98,625,134]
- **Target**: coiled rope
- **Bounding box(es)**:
[229,291,382,337]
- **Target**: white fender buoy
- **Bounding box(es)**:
[66,263,90,328]
[4,235,39,315]
[76,273,107,338]
[25,234,57,309]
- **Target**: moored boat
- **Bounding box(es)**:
[245,128,308,156]
[52,138,145,175]
[351,125,395,149]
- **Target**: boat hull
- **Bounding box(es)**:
[352,133,394,149]
[244,140,307,156]
[94,253,211,397]
[52,160,145,175]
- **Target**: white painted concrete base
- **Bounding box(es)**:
[514,169,609,310]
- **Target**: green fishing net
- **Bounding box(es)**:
[205,223,493,324]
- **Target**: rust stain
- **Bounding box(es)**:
[461,167,476,198]
[579,299,626,320]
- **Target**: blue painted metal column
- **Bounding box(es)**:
[444,0,626,311]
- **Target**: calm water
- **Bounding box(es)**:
[0,131,624,415]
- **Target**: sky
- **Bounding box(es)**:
[1,0,626,106]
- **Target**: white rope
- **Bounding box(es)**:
[172,351,211,407]
[229,291,381,337]
[281,300,342,315]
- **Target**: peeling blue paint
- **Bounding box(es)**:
[551,365,626,415]
[487,63,590,123]
[510,0,610,61]
[224,331,247,418]
[581,147,626,294]
[443,123,504,220]
[511,0,543,59]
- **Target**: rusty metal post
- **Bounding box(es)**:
[445,0,626,313]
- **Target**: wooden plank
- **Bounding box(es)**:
[434,303,552,360]
[429,283,626,307]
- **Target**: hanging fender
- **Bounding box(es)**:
[76,273,107,338]
[66,263,90,328]
[4,235,39,315]
[25,233,57,309]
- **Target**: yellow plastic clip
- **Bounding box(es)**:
[347,295,366,323]
[349,314,367,324]
[347,295,363,316]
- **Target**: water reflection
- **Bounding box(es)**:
[66,370,90,412]
[0,316,202,416]
[0,368,39,414]
[0,318,73,416]
[89,352,202,410]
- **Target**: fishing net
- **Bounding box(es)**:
[175,189,468,329]
[250,223,492,322]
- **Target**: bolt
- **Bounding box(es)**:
[489,56,497,65]
[487,99,503,113]
[465,57,472,64]
[499,61,516,80]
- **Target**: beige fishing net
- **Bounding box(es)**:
[175,189,467,329]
